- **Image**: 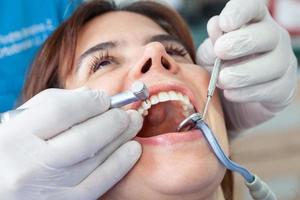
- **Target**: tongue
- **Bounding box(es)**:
[138,101,186,137]
[146,103,168,125]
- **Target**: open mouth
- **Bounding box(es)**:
[135,90,197,138]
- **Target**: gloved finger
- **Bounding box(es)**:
[12,88,110,140]
[218,33,289,89]
[196,38,216,67]
[223,57,297,104]
[219,96,276,133]
[62,110,142,185]
[207,15,223,44]
[71,141,142,200]
[18,86,89,109]
[214,18,279,60]
[46,109,142,167]
[219,0,267,32]
[0,119,48,158]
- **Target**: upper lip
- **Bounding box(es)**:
[128,81,202,112]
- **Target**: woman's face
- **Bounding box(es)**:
[66,11,229,200]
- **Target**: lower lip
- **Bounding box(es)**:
[134,129,203,145]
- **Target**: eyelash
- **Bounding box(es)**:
[88,44,188,73]
[165,44,188,57]
[89,51,116,73]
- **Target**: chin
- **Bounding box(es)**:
[103,138,226,200]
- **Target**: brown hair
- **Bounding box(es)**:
[21,0,233,199]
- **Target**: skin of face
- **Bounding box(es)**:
[65,11,229,200]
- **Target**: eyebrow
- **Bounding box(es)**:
[79,41,117,61]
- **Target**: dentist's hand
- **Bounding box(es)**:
[0,88,143,200]
[197,0,298,133]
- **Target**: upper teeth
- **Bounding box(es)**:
[136,90,195,117]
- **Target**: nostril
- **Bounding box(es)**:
[141,58,152,73]
[161,57,170,70]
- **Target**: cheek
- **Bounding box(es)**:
[181,65,210,95]
[180,65,211,113]
[209,94,229,155]
[65,69,130,96]
[117,141,226,198]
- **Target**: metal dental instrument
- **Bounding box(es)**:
[202,57,222,120]
[177,56,276,199]
[0,81,149,124]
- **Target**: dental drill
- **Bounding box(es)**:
[178,58,277,200]
[0,81,149,124]
[110,81,149,108]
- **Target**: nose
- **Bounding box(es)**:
[133,42,179,76]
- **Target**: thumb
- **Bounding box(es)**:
[19,87,90,109]
[196,38,216,67]
[197,15,222,67]
[207,15,223,44]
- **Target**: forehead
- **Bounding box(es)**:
[77,11,168,53]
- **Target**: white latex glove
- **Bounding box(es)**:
[0,88,143,200]
[197,0,298,133]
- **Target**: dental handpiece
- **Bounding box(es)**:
[0,81,149,123]
[202,58,222,120]
[110,81,149,108]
